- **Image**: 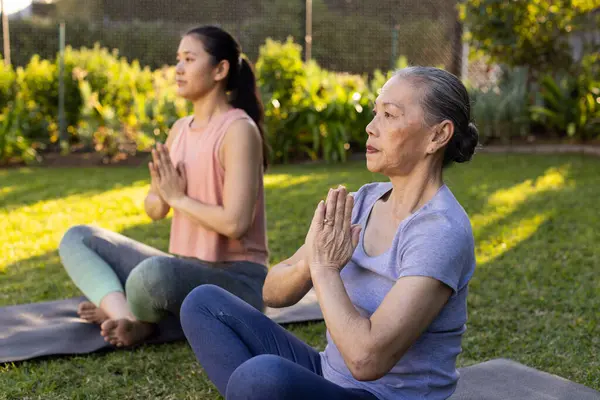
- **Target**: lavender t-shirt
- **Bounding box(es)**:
[320,182,476,400]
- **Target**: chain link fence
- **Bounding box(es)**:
[2,0,464,75]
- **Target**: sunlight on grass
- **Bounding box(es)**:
[476,212,552,264]
[471,166,569,232]
[487,166,568,206]
[264,173,323,189]
[0,171,329,273]
[0,185,15,196]
[471,166,570,266]
[0,184,153,272]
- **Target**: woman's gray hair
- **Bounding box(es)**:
[395,66,479,168]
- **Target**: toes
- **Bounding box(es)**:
[100,319,117,331]
[78,302,96,313]
[108,334,122,347]
[100,320,117,336]
[98,319,151,348]
[102,328,120,346]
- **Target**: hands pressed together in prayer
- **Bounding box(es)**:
[305,186,362,276]
[149,143,187,205]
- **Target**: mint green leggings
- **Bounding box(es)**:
[58,225,267,323]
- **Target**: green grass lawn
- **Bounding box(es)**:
[1,153,599,399]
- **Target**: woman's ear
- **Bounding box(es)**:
[427,120,454,155]
[213,59,230,83]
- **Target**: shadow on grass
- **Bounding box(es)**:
[0,250,68,307]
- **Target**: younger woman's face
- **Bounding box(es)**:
[175,35,221,101]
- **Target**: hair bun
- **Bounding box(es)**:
[453,122,479,163]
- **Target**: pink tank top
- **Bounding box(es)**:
[168,108,269,266]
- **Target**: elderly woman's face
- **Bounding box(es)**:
[365,76,431,176]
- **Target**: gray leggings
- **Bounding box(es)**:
[58,225,268,323]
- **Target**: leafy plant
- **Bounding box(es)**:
[0,98,39,165]
[299,65,373,162]
[460,0,599,78]
[75,73,122,159]
[73,53,190,161]
[470,67,530,144]
[531,73,600,140]
[0,59,16,110]
[7,39,414,165]
[255,37,308,163]
[16,55,59,144]
[140,66,191,143]
[255,38,376,163]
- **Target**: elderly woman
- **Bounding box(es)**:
[179,66,478,400]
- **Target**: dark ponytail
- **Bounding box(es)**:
[228,58,269,170]
[186,25,269,169]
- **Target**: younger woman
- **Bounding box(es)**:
[59,25,269,347]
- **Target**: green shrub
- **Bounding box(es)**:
[65,45,154,121]
[16,52,83,148]
[138,67,191,144]
[531,54,600,140]
[72,49,189,159]
[12,45,164,153]
[256,37,307,108]
[287,55,408,162]
[256,37,308,163]
[0,59,16,110]
[15,56,58,146]
[470,67,530,144]
[294,63,373,162]
[0,98,39,165]
[6,39,416,165]
[256,38,378,163]
[59,50,84,143]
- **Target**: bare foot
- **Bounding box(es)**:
[77,301,108,324]
[100,318,154,347]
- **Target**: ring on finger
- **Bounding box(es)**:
[323,218,334,226]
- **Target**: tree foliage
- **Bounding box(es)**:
[460,0,600,75]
